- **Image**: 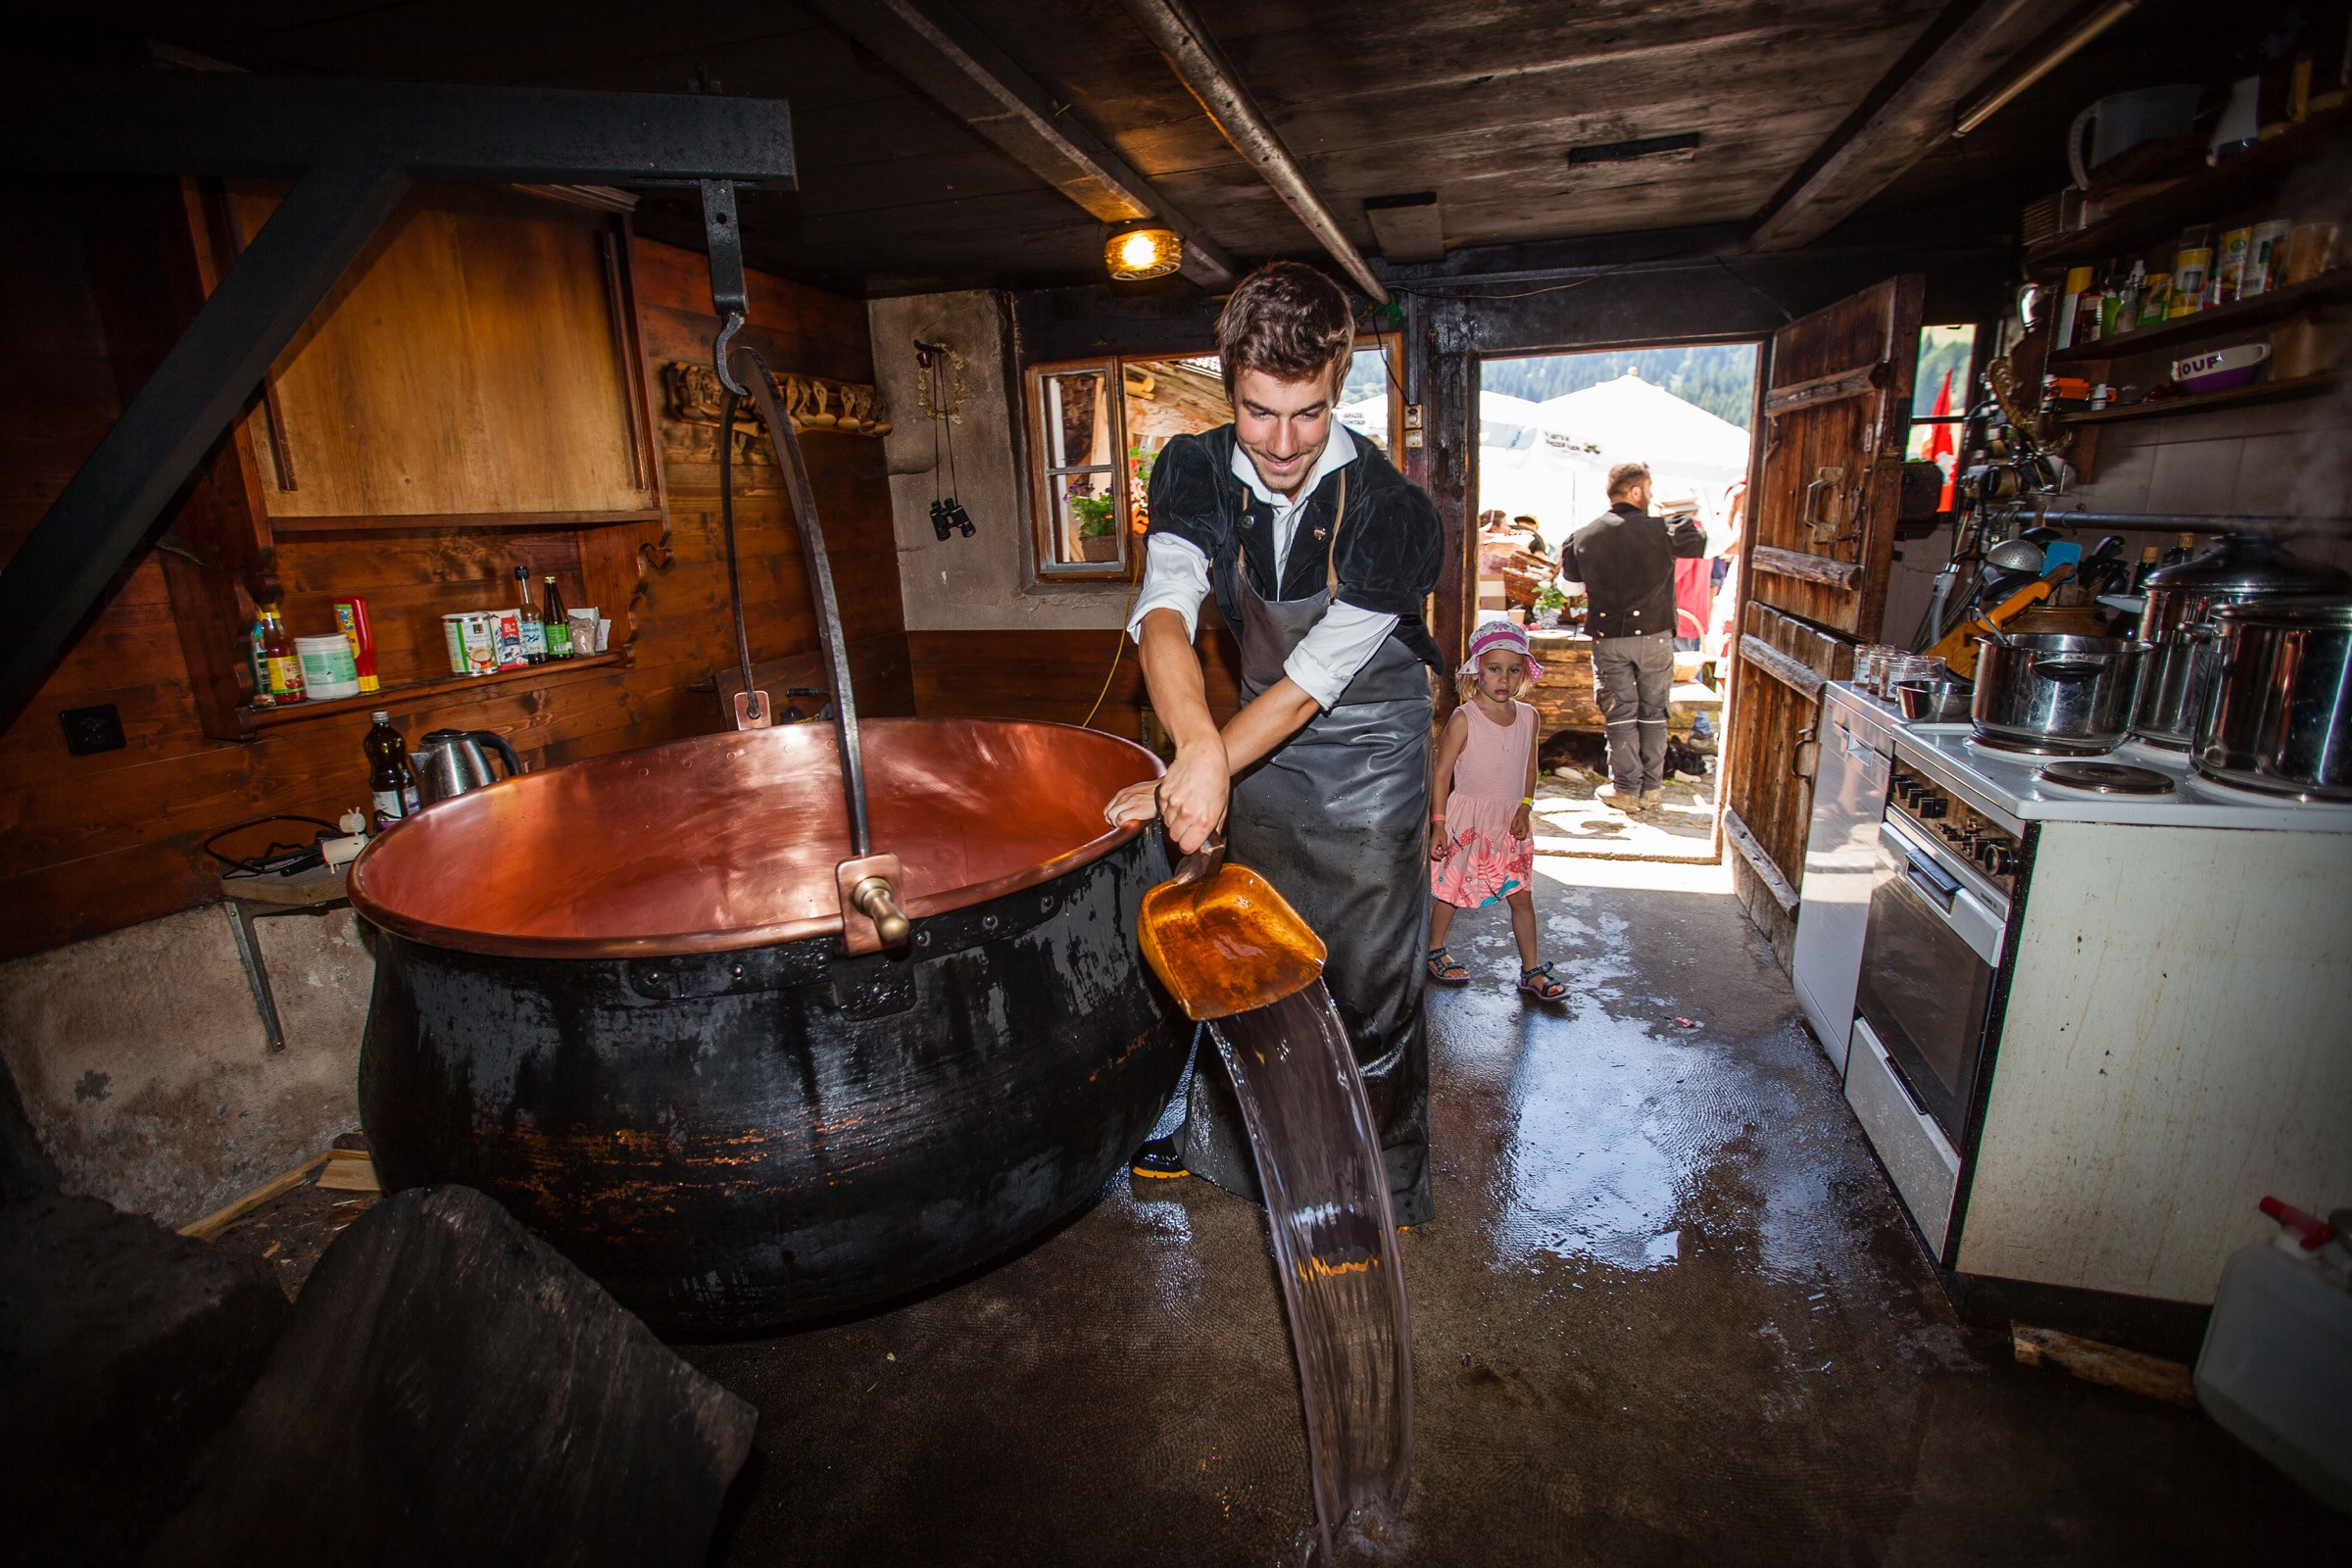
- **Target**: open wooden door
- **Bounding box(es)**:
[1722,275,1923,966]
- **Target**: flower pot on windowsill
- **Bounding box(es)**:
[1078,536,1120,563]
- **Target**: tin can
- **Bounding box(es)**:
[2245,220,2293,296]
[460,612,499,675]
[491,611,527,670]
[442,612,469,674]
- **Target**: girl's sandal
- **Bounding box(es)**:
[1517,961,1568,1004]
[1426,946,1471,986]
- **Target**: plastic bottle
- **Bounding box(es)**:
[514,565,546,663]
[364,710,420,829]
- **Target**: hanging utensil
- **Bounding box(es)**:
[1137,829,1327,1020]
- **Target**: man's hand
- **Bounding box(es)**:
[1154,740,1230,854]
[1103,741,1230,855]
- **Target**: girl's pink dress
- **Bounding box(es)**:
[1433,699,1537,908]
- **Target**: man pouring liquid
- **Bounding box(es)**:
[1103,263,1446,1225]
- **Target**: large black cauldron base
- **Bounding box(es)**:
[360,832,1185,1336]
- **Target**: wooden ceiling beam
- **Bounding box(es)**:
[1746,0,2082,253]
[1117,0,1391,303]
[800,0,1235,285]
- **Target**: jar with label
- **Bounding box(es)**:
[295,633,362,701]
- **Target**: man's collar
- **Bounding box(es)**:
[1610,500,1646,516]
[1229,421,1356,509]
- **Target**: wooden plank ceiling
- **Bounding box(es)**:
[92,0,2010,292]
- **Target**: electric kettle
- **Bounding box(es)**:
[412,729,522,806]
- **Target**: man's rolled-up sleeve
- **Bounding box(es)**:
[1127,532,1211,644]
[1282,602,1400,710]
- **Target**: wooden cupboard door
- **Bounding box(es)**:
[226,184,657,524]
[1723,274,1922,962]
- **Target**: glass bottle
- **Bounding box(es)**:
[541,575,573,660]
[258,600,305,705]
[514,565,546,663]
[363,710,420,829]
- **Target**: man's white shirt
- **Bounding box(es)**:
[1125,424,1397,710]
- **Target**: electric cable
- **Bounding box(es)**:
[1080,561,1148,731]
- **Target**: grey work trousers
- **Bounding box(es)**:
[1592,632,1675,795]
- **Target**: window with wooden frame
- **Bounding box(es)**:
[1023,338,1401,582]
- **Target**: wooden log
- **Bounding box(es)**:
[2012,1323,2197,1408]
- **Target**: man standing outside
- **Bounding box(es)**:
[1557,463,1704,815]
[1103,262,1446,1226]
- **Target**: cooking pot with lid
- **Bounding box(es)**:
[2194,597,2352,800]
[1973,633,2147,754]
[2132,534,2349,748]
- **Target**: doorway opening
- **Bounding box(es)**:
[1474,343,1761,865]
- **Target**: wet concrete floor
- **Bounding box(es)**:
[689,857,2341,1565]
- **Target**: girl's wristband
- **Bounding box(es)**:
[1521,796,1535,804]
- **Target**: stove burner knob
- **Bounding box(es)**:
[1980,844,2016,877]
[1918,797,1948,818]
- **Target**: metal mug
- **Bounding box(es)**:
[412,728,521,806]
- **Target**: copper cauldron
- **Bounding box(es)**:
[348,717,1186,1335]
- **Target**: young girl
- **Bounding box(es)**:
[1428,620,1567,1003]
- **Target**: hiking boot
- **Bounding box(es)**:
[1130,1135,1187,1178]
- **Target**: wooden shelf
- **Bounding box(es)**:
[237,652,626,738]
[269,508,664,536]
[2058,371,2347,426]
[2029,110,2352,271]
[2048,271,2352,365]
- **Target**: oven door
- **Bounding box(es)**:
[1852,813,2005,1148]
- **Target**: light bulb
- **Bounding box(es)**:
[1104,225,1182,280]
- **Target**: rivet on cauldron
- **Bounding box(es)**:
[645,969,666,988]
[914,930,930,948]
[1039,894,1054,913]
[730,962,746,981]
[981,913,999,932]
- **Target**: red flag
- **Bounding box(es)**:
[1925,368,1956,512]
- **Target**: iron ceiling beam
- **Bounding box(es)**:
[0,67,797,729]
[803,0,1234,286]
[1117,0,1389,303]
[1746,0,2081,253]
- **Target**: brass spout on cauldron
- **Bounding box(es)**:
[702,176,907,951]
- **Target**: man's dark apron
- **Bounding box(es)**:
[1176,462,1437,1226]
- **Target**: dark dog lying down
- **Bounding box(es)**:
[1538,727,1711,783]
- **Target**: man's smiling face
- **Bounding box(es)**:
[1232,365,1340,501]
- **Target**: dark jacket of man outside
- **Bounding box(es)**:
[1557,464,1705,812]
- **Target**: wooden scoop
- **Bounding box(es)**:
[1138,830,1326,1021]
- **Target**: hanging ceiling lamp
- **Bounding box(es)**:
[1105,224,1183,280]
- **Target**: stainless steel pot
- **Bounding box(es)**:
[1972,633,2147,754]
[1894,677,1973,722]
[2194,597,2352,800]
[2132,534,2349,748]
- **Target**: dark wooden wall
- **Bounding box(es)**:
[0,186,908,960]
[907,619,1242,742]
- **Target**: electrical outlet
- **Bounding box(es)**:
[61,704,125,756]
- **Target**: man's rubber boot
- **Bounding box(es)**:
[1130,1135,1187,1178]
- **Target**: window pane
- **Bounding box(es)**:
[1122,359,1230,539]
[1912,324,1976,418]
[1043,369,1113,472]
[1338,346,1391,453]
[1053,468,1124,566]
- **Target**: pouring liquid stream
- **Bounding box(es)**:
[1207,982,1414,1560]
